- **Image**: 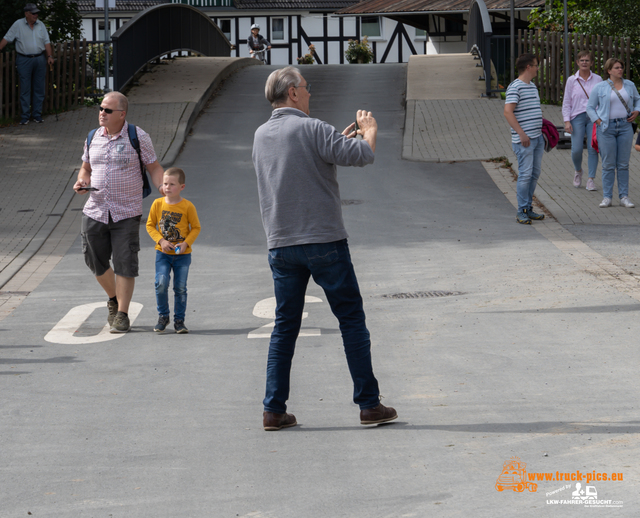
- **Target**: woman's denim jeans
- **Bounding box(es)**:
[512,135,545,212]
[155,250,191,320]
[263,239,380,413]
[597,119,634,200]
[570,112,599,178]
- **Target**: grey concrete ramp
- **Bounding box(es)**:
[2,63,638,516]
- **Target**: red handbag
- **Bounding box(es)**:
[591,123,599,153]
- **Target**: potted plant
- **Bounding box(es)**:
[345,37,374,64]
[297,44,316,65]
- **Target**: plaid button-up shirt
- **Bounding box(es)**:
[82,123,157,223]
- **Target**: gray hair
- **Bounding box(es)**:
[265,66,301,108]
[104,91,128,113]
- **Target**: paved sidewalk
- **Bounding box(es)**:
[0,57,260,310]
[404,53,640,226]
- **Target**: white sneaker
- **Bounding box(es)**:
[586,178,597,191]
[620,197,635,208]
[599,198,612,208]
[573,171,582,188]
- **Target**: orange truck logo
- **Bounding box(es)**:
[495,457,538,493]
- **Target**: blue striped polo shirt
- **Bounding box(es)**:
[505,79,542,144]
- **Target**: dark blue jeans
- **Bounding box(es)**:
[263,239,380,413]
[16,53,46,122]
[155,250,191,321]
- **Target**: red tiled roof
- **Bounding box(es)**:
[337,0,544,14]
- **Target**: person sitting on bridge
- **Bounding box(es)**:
[252,66,397,431]
[247,24,271,58]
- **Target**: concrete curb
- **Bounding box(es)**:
[161,58,263,167]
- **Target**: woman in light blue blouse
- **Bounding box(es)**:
[586,58,640,208]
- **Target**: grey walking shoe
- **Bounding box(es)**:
[110,311,131,333]
[599,198,612,208]
[526,208,545,221]
[516,211,531,225]
[620,197,635,208]
[107,299,118,326]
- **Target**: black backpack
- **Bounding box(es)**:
[87,123,152,198]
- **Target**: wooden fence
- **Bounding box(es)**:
[0,39,90,121]
[517,30,633,104]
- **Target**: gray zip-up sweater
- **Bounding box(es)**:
[253,107,375,249]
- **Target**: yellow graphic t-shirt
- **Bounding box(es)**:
[146,197,201,255]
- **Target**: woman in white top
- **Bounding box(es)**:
[562,51,602,190]
[586,58,640,208]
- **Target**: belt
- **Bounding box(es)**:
[17,51,45,58]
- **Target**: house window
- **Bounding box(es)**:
[444,14,464,35]
[272,18,284,41]
[219,19,231,40]
[361,16,381,38]
[415,28,427,38]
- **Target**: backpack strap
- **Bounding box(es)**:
[86,128,98,158]
[128,123,145,175]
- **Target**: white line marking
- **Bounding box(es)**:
[44,301,143,344]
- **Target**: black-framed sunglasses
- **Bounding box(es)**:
[99,106,124,114]
[294,83,311,93]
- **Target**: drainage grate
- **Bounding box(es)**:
[382,291,464,299]
[17,209,34,213]
[341,199,363,206]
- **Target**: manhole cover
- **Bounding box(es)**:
[341,199,363,206]
[382,291,464,299]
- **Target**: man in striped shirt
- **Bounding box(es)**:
[73,92,165,333]
[504,53,545,225]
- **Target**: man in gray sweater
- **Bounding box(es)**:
[252,66,397,431]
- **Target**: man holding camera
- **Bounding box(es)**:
[252,66,397,431]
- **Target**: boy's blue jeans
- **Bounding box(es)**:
[513,135,545,212]
[263,239,381,414]
[155,250,191,321]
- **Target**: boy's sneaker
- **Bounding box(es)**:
[110,311,131,333]
[154,315,170,333]
[516,211,531,225]
[526,207,545,220]
[107,299,118,326]
[174,320,189,334]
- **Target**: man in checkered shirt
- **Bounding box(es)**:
[73,92,165,333]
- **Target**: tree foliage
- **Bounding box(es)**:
[528,0,640,41]
[0,0,82,46]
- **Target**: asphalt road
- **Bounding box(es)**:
[2,64,637,516]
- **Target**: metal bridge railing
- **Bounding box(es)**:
[112,3,232,92]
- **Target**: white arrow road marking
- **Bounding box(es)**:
[44,301,143,344]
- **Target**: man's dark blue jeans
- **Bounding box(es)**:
[263,239,380,414]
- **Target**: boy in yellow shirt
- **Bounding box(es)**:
[146,168,201,333]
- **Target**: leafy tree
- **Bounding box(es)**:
[41,0,83,43]
[0,0,30,45]
[528,0,640,81]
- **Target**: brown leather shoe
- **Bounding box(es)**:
[360,403,398,425]
[263,411,297,431]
